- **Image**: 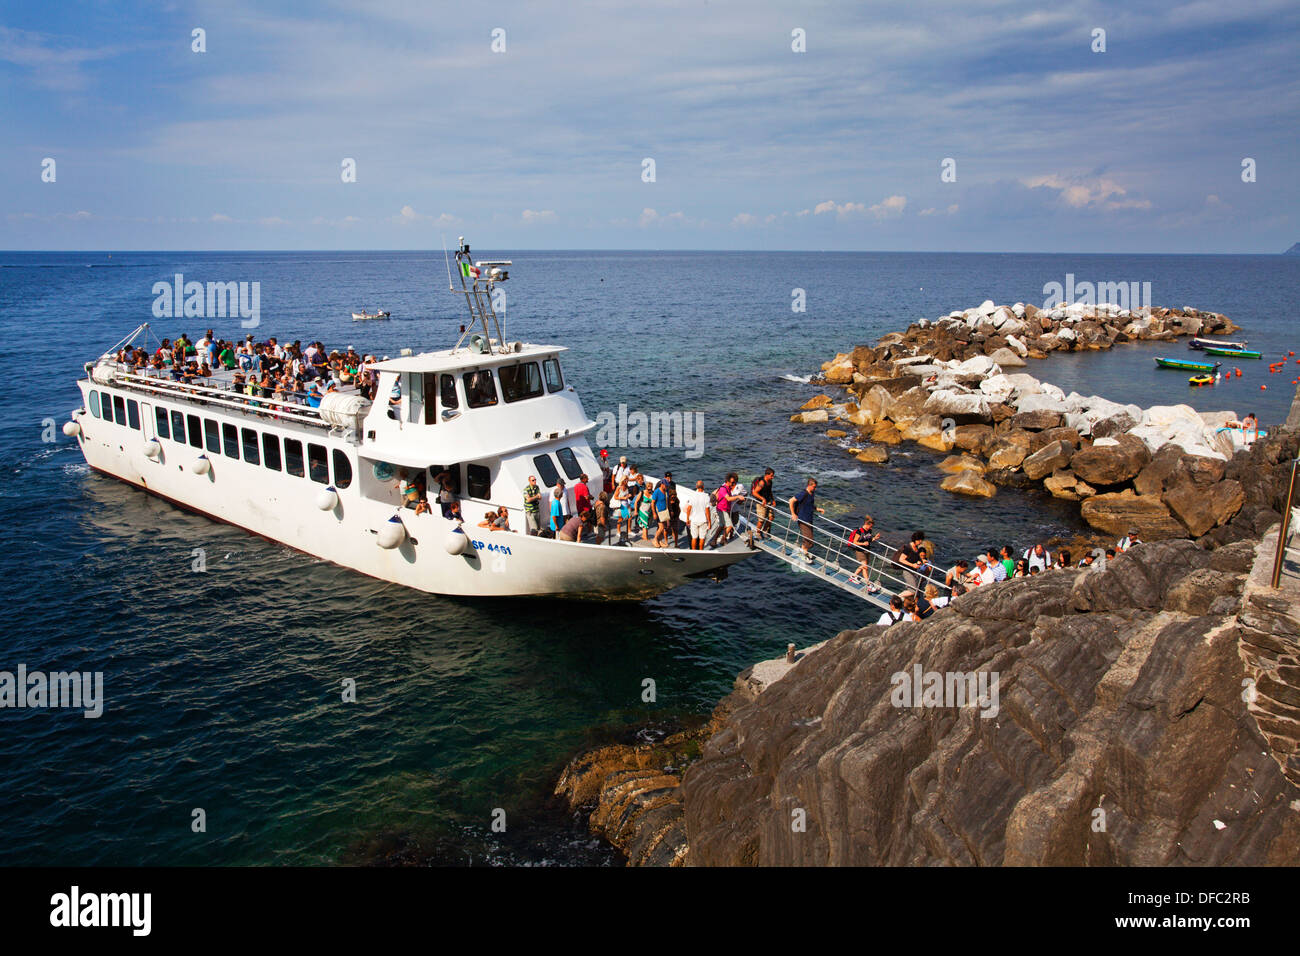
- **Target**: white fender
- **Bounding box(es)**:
[190,455,211,475]
[143,439,162,459]
[63,421,81,437]
[444,527,470,555]
[377,515,406,549]
[316,486,339,511]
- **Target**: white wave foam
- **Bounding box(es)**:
[779,373,813,384]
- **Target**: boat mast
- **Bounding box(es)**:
[449,237,510,353]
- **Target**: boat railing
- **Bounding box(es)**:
[1270,458,1300,589]
[731,495,951,597]
[103,369,337,430]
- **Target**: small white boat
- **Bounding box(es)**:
[1189,336,1247,351]
[351,310,391,321]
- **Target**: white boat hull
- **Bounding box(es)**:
[72,399,752,600]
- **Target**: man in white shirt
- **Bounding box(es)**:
[1024,543,1051,573]
[877,596,906,626]
[682,479,713,551]
[612,455,631,487]
[972,555,998,586]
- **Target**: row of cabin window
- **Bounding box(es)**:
[410,357,564,423]
[89,389,352,488]
[423,449,584,506]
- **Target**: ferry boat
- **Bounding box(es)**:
[63,240,755,599]
[351,310,390,321]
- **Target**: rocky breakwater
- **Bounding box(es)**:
[791,300,1277,543]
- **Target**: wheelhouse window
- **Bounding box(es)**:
[332,449,353,488]
[112,395,126,424]
[284,438,305,477]
[90,391,101,419]
[555,448,584,481]
[127,400,140,430]
[187,414,203,449]
[533,454,561,489]
[423,374,439,424]
[543,357,564,393]
[204,419,220,454]
[463,370,498,408]
[263,433,282,471]
[499,362,543,403]
[466,463,492,500]
[440,374,459,409]
[241,427,260,465]
[222,422,239,458]
[153,406,168,438]
[307,443,329,483]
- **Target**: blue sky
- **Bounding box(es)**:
[2,0,1297,251]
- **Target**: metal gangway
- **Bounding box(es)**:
[731,497,952,611]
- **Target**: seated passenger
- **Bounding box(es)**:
[491,506,511,532]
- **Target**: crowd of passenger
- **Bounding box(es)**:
[113,329,382,409]
[870,527,1146,627]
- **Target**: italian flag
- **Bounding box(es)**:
[460,262,480,278]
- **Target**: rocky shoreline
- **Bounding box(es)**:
[793,301,1255,542]
[554,384,1300,866]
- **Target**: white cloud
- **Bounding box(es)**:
[521,209,557,223]
[868,195,907,219]
[1022,174,1151,211]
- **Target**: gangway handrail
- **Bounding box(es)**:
[732,495,951,601]
[1270,457,1299,589]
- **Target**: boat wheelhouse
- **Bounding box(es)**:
[64,240,754,599]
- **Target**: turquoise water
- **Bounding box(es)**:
[1,250,1296,864]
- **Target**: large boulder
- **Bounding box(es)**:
[1079,489,1186,539]
[940,469,997,498]
[1091,409,1140,440]
[948,354,1001,377]
[801,394,833,410]
[1163,479,1245,537]
[923,389,992,423]
[790,408,829,424]
[1043,470,1095,501]
[1028,426,1083,453]
[1016,392,1068,416]
[988,347,1027,368]
[937,454,986,475]
[868,420,902,445]
[987,431,1033,469]
[1011,409,1064,431]
[855,447,889,464]
[1070,433,1151,486]
[951,424,994,454]
[1022,440,1074,481]
[902,414,953,452]
[1132,444,1184,497]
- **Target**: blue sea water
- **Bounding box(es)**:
[1,250,1297,865]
